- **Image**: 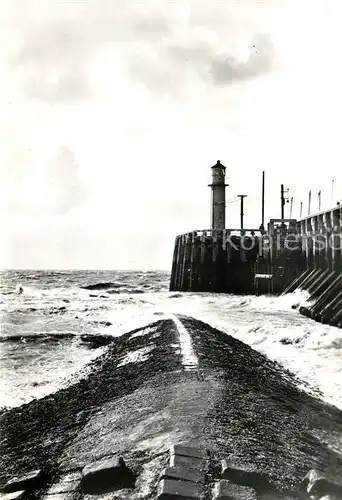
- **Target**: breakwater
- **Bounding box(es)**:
[1,317,342,500]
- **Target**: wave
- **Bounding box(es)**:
[0,332,114,348]
[81,282,122,290]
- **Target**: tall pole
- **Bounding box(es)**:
[331,179,335,205]
[238,195,247,230]
[318,190,321,212]
[300,201,303,218]
[281,184,285,220]
[308,190,311,216]
[290,196,293,218]
[261,171,265,228]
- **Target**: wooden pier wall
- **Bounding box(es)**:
[279,204,342,328]
[297,204,342,272]
[170,229,260,294]
[169,205,342,327]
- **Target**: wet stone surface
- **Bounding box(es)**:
[169,454,205,472]
[0,492,26,500]
[43,494,81,500]
[169,445,206,460]
[46,481,80,495]
[1,317,342,498]
[221,459,271,490]
[300,469,342,498]
[160,466,204,484]
[157,478,202,500]
[81,456,134,494]
[213,480,257,500]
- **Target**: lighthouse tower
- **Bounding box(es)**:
[209,160,228,230]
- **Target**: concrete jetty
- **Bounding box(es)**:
[1,318,341,500]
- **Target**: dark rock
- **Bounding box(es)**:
[170,445,205,459]
[80,335,113,348]
[157,479,201,500]
[221,459,270,490]
[299,306,311,318]
[213,480,257,500]
[280,338,293,345]
[81,282,115,290]
[4,470,44,493]
[169,454,205,471]
[160,467,204,484]
[81,456,134,493]
[300,469,342,498]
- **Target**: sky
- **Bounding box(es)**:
[1,0,342,270]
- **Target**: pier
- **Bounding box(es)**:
[170,161,342,328]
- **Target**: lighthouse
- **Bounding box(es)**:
[209,160,228,230]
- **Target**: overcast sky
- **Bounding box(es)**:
[1,0,342,270]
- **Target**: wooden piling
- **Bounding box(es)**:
[318,290,342,323]
[180,234,191,291]
[330,295,342,326]
[170,236,179,291]
[310,273,342,317]
[281,269,312,295]
[175,235,184,290]
[306,269,331,295]
[308,270,336,300]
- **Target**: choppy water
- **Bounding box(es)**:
[0,269,341,409]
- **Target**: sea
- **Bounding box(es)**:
[0,269,341,410]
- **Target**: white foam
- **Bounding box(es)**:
[170,315,198,370]
[130,326,158,339]
[117,346,154,367]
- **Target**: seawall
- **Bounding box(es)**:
[1,317,341,499]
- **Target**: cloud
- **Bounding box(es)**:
[7,1,276,102]
[126,30,275,95]
[210,34,275,85]
[7,146,87,216]
[11,18,94,102]
[8,1,172,102]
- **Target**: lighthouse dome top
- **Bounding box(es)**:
[211,160,226,170]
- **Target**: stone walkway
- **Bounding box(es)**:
[1,316,342,499]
